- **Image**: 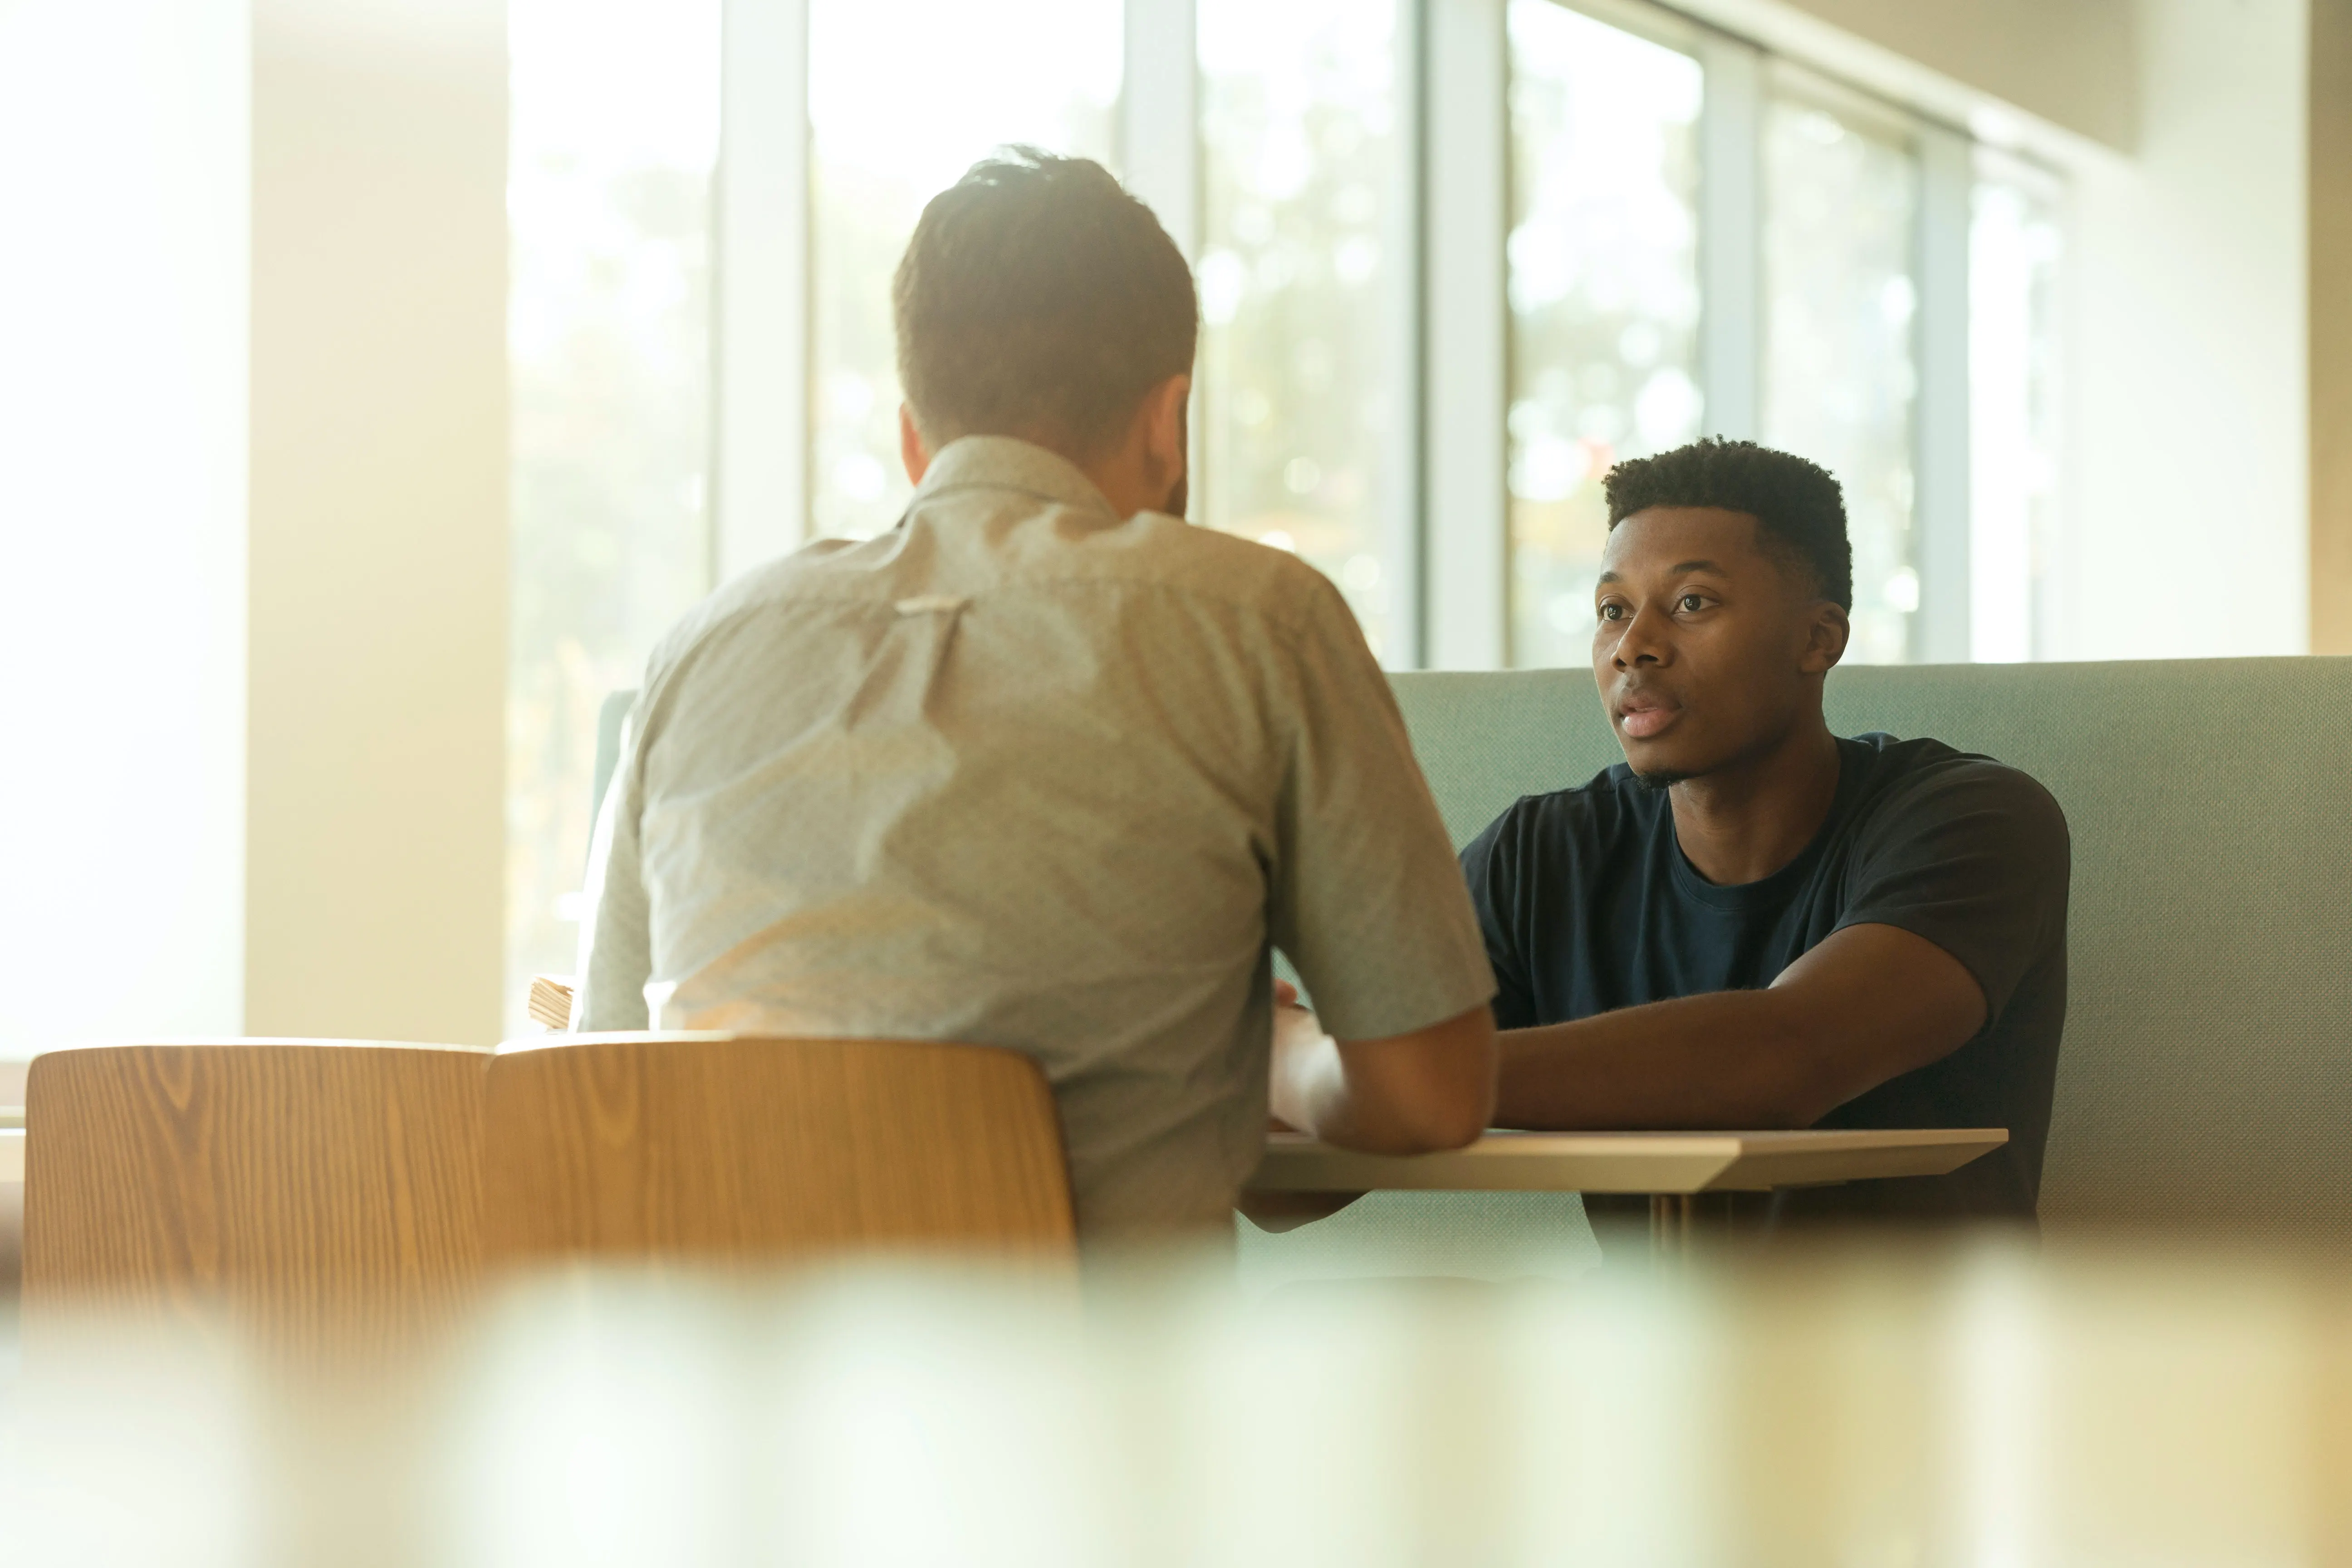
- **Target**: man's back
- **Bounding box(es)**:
[577,437,1494,1235]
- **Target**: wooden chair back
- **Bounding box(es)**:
[23,1042,490,1352]
[483,1034,1076,1267]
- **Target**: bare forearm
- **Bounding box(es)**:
[1493,989,1851,1131]
[1273,1007,1497,1153]
[1494,924,1990,1131]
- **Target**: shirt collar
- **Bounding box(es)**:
[911,435,1120,521]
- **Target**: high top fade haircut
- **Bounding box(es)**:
[1602,438,1854,611]
[893,148,1199,462]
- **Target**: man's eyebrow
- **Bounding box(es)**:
[1597,559,1727,585]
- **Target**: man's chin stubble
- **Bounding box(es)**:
[1632,768,1691,792]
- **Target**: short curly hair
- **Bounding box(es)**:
[1602,438,1853,611]
[893,148,1197,461]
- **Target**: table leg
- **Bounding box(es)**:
[1649,1193,1694,1259]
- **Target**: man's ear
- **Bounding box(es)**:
[1140,372,1189,486]
[899,404,931,486]
[1802,601,1851,675]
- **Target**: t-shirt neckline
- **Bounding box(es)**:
[1662,737,1870,912]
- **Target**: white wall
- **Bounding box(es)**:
[0,0,250,1058]
[2053,0,2310,660]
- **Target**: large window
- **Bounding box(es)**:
[1198,0,1408,657]
[508,0,2069,1013]
[807,0,1122,542]
[1505,0,1703,671]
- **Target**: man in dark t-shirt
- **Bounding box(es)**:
[1453,438,2068,1232]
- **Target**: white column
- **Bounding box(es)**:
[0,0,250,1056]
[713,0,812,578]
[246,0,509,1044]
[1422,0,1508,670]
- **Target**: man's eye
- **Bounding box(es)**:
[1678,593,1707,612]
[1598,603,1626,622]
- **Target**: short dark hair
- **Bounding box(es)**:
[1602,438,1853,611]
[892,148,1198,461]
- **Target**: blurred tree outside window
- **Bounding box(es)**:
[507,0,720,1034]
[1761,90,1921,666]
[1505,0,1703,671]
[1198,0,1403,659]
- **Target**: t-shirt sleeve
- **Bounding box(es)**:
[1459,807,1541,1032]
[1267,577,1497,1042]
[1836,760,2071,1024]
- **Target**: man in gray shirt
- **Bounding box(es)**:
[576,150,1497,1238]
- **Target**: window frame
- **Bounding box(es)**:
[706,0,2057,671]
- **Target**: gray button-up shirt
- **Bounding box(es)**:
[577,436,1494,1235]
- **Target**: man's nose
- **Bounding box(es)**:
[1612,604,1671,668]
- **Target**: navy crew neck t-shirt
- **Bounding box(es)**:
[1459,733,2070,1225]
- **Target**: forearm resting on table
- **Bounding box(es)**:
[1272,1003,1498,1154]
[1493,922,1987,1131]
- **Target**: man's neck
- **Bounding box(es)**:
[1666,720,1843,886]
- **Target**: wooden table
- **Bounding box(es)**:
[1247,1127,2008,1253]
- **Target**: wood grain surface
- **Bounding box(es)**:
[22,1042,490,1354]
[483,1034,1076,1268]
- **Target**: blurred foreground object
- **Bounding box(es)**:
[482,1034,1075,1270]
[525,974,575,1032]
[21,1041,489,1361]
[8,1241,2352,1566]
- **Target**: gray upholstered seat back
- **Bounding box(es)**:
[1392,658,2352,1245]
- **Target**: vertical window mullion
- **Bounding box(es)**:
[1122,0,1199,257]
[1914,122,1973,663]
[1697,32,1761,443]
[1422,0,1508,670]
[712,0,812,581]
[1387,0,1431,668]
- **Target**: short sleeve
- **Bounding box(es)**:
[1267,578,1496,1042]
[1837,761,2071,1023]
[1459,807,1540,1031]
[574,697,656,1031]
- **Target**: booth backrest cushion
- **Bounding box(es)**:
[1391,657,2352,1245]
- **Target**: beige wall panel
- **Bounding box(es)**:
[248,0,508,1044]
[1783,0,2137,148]
[2315,0,2352,652]
[1674,0,2138,152]
[2058,0,2309,660]
[0,0,249,1060]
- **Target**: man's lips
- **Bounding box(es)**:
[1614,693,1680,739]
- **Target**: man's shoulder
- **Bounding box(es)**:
[1846,734,2070,849]
[633,535,872,688]
[1078,510,1350,634]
